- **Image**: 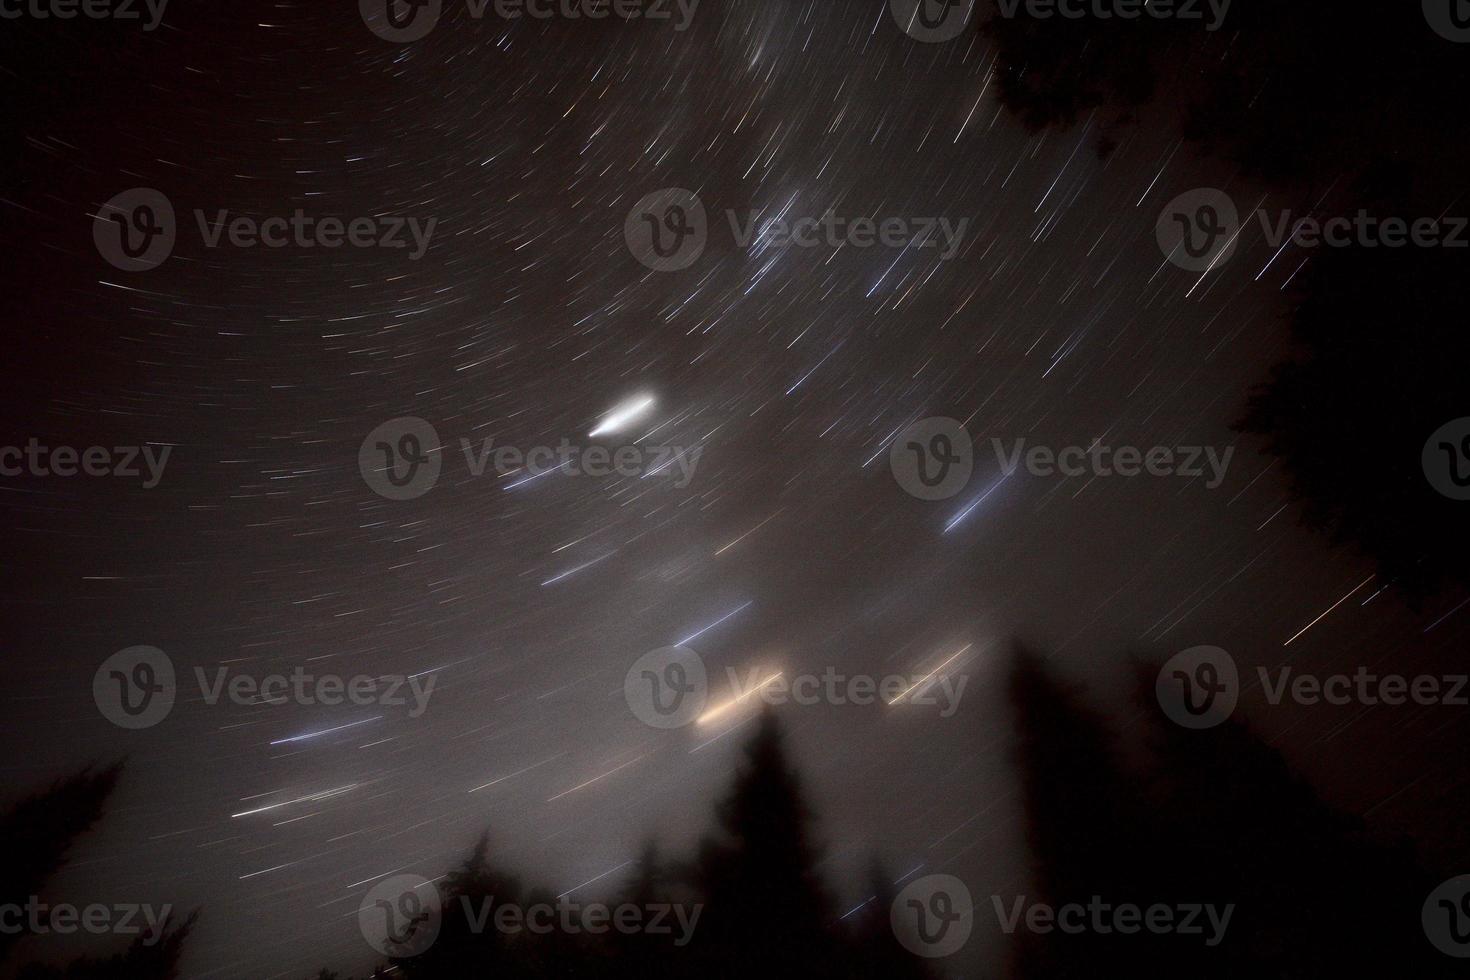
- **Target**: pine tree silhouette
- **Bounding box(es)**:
[16,912,196,980]
[0,763,124,963]
[846,856,932,980]
[1,763,195,979]
[688,707,840,979]
[310,654,1464,979]
[1132,660,1456,977]
[1006,645,1160,978]
[999,647,1457,976]
[982,0,1470,184]
[396,832,560,977]
[1238,237,1470,597]
[980,0,1470,594]
[602,840,693,979]
[349,714,901,979]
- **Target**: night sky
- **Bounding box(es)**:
[3,1,1469,976]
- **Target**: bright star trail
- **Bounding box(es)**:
[588,394,657,438]
[697,672,785,726]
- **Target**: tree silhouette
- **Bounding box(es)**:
[0,763,123,963]
[981,0,1166,145]
[1,763,195,979]
[16,913,196,980]
[982,1,1470,184]
[1005,645,1158,977]
[305,651,1460,978]
[395,831,590,977]
[604,841,693,978]
[845,856,931,980]
[346,712,919,979]
[1238,238,1470,596]
[1132,659,1454,977]
[981,0,1470,595]
[998,647,1453,975]
[690,708,842,978]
